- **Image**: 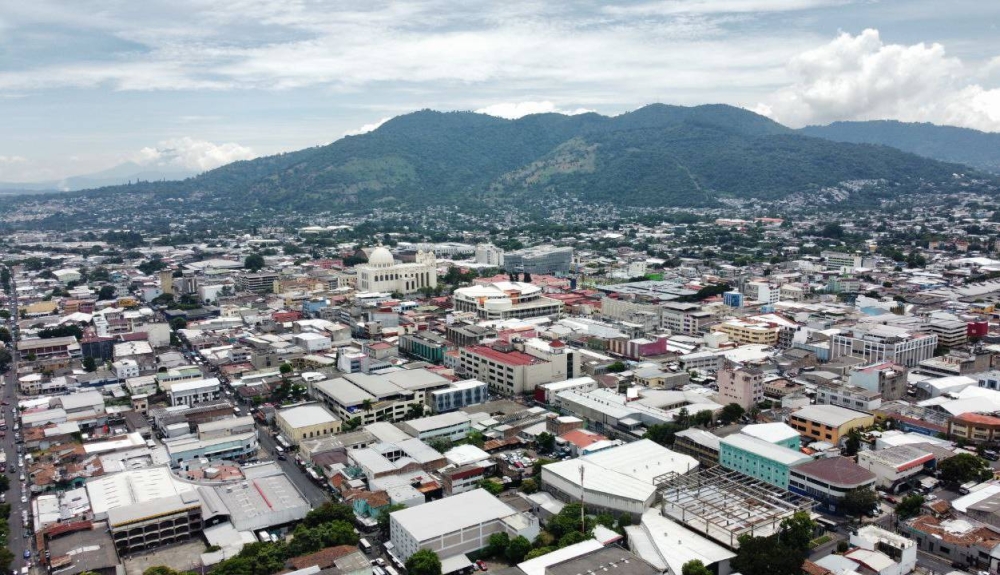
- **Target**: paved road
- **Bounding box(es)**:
[917,548,957,575]
[3,363,31,572]
[256,424,330,508]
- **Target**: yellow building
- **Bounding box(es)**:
[788,404,874,444]
[276,404,341,445]
[716,319,780,346]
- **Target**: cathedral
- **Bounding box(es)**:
[355,247,438,294]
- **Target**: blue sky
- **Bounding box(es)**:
[2,0,1000,182]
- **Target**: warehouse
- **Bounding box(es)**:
[276,404,341,445]
[626,509,736,575]
[389,489,540,564]
[542,439,697,517]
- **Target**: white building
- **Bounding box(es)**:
[389,489,539,562]
[294,332,332,352]
[453,282,563,320]
[475,243,505,267]
[626,509,735,575]
[541,440,698,517]
[168,378,222,407]
[848,526,916,575]
[112,359,140,380]
[398,412,472,442]
[355,247,437,294]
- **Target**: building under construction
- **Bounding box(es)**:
[654,466,816,549]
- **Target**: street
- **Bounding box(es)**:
[3,365,31,572]
[255,423,331,508]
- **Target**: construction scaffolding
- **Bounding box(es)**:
[654,467,816,550]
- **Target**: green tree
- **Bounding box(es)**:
[558,531,589,548]
[536,432,556,453]
[405,549,442,575]
[844,429,862,456]
[692,410,713,427]
[97,285,116,300]
[720,403,746,425]
[840,487,877,517]
[644,423,682,446]
[730,511,813,575]
[938,453,994,483]
[682,560,712,575]
[406,403,426,420]
[245,253,266,272]
[606,361,627,373]
[506,536,532,563]
[525,547,555,560]
[479,478,504,496]
[279,362,293,375]
[303,501,356,527]
[170,317,187,331]
[520,479,539,494]
[0,327,10,343]
[487,532,510,558]
[895,494,925,519]
[83,356,97,372]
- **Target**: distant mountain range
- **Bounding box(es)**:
[5,105,999,210]
[0,162,195,195]
[799,120,1000,173]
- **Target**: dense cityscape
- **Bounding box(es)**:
[4,190,1000,575]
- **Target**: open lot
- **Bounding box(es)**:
[123,540,207,575]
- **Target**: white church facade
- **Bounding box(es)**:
[356,247,438,294]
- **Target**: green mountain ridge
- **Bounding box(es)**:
[7,105,995,213]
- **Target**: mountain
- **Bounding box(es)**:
[799,120,1000,173]
[6,105,993,211]
[0,162,196,194]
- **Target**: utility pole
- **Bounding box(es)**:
[579,465,585,533]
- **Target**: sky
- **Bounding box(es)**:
[2,0,1000,183]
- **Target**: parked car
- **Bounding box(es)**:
[476,561,488,571]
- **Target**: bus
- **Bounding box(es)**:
[359,538,372,554]
[274,445,285,455]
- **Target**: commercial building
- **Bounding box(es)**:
[503,245,573,274]
[389,489,540,562]
[398,412,472,442]
[788,456,877,513]
[168,377,222,407]
[156,365,204,392]
[276,404,341,445]
[474,243,505,267]
[857,445,936,492]
[847,526,917,575]
[453,282,563,320]
[311,369,452,425]
[350,438,446,481]
[831,325,937,368]
[740,423,801,449]
[673,428,721,468]
[788,404,874,444]
[716,319,781,346]
[926,318,969,348]
[398,331,448,364]
[541,440,697,517]
[235,272,279,294]
[165,432,259,465]
[660,302,714,336]
[718,433,811,490]
[950,412,1000,443]
[626,509,736,575]
[815,383,882,412]
[848,362,908,401]
[430,379,488,413]
[18,336,81,360]
[717,364,764,410]
[459,341,580,395]
[534,377,599,405]
[355,247,437,294]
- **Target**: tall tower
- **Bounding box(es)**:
[159,270,174,296]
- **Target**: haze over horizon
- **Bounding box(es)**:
[3,0,1000,183]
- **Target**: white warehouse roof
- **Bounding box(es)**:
[391,489,517,541]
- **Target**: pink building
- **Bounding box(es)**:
[717,363,764,410]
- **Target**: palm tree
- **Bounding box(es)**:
[361,399,373,415]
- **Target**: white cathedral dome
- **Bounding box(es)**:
[368,247,395,268]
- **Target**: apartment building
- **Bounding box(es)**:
[848,362,908,401]
[831,325,938,367]
[661,302,714,336]
[717,364,764,410]
[788,405,874,444]
[458,340,580,395]
[235,272,279,294]
[717,318,781,346]
[816,383,882,411]
[311,369,453,425]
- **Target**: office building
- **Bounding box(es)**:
[503,245,573,274]
[236,272,280,294]
[831,325,937,368]
[848,362,908,401]
[276,404,341,445]
[718,433,811,490]
[399,331,448,364]
[474,243,505,267]
[168,378,222,407]
[458,340,580,395]
[453,281,563,320]
[430,379,488,413]
[788,405,874,444]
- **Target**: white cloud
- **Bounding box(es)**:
[0,155,26,163]
[756,29,1000,131]
[605,0,848,17]
[475,101,594,119]
[131,137,256,172]
[343,117,392,137]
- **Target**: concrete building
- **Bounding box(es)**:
[788,456,877,514]
[388,489,539,562]
[950,412,1000,443]
[660,302,714,336]
[503,245,573,274]
[857,445,936,492]
[236,272,279,294]
[626,509,736,575]
[673,428,721,468]
[165,432,259,465]
[311,369,452,425]
[718,433,811,490]
[926,318,969,349]
[168,377,222,407]
[815,383,882,412]
[474,243,505,267]
[399,331,448,364]
[788,404,874,445]
[848,525,917,575]
[355,247,437,294]
[831,325,937,368]
[740,423,801,449]
[276,404,341,445]
[430,380,488,413]
[453,281,563,320]
[541,440,698,517]
[717,364,764,410]
[459,341,580,395]
[848,362,908,401]
[398,412,472,442]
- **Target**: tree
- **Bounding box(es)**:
[778,511,815,552]
[0,475,9,493]
[606,361,627,373]
[536,432,556,453]
[522,272,533,283]
[406,403,425,420]
[731,512,813,575]
[479,478,504,495]
[519,479,539,494]
[938,453,993,484]
[844,429,862,456]
[279,362,293,375]
[506,536,532,563]
[97,285,116,300]
[428,437,453,453]
[644,422,682,446]
[840,487,877,517]
[895,494,925,519]
[82,356,97,372]
[692,410,713,427]
[245,253,266,272]
[303,501,356,527]
[0,327,10,343]
[170,317,187,331]
[558,531,589,548]
[720,403,745,425]
[682,560,712,575]
[405,549,442,575]
[487,532,510,558]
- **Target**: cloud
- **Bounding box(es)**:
[475,101,594,119]
[343,117,392,137]
[755,29,1000,131]
[131,137,256,172]
[605,0,848,16]
[0,155,27,164]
